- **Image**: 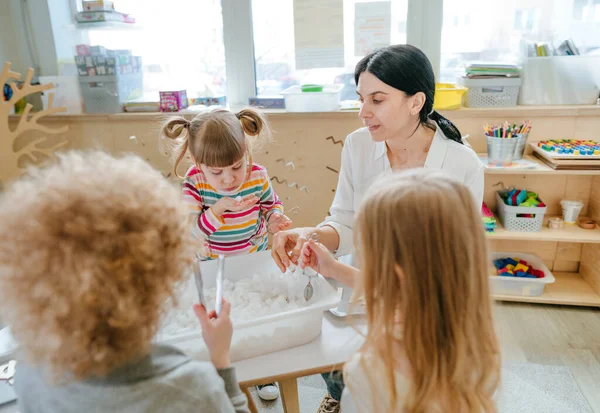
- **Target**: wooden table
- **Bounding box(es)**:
[236,311,365,413]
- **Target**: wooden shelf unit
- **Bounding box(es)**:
[487,167,600,308]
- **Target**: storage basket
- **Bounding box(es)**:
[458,77,521,107]
[79,73,143,113]
[496,191,547,232]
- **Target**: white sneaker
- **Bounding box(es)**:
[257,383,279,401]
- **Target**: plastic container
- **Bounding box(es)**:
[157,250,341,362]
[560,200,584,224]
[490,252,555,297]
[518,56,600,105]
[433,83,468,110]
[79,73,143,113]
[496,191,547,232]
[513,133,529,160]
[280,84,343,112]
[486,136,518,166]
[458,77,521,107]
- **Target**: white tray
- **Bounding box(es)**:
[158,250,341,362]
[490,252,555,297]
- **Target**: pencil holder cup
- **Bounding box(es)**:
[486,136,518,166]
[513,133,529,160]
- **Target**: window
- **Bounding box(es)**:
[440,0,600,82]
[86,0,226,100]
[251,0,408,100]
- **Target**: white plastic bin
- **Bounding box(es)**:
[496,191,547,232]
[490,252,555,297]
[518,56,600,105]
[458,77,521,107]
[79,73,143,113]
[280,84,343,112]
[157,251,341,362]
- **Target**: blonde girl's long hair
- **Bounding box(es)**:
[160,108,271,178]
[351,169,500,412]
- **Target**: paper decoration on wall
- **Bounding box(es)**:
[0,62,69,189]
[325,136,344,147]
[271,176,310,193]
[276,158,296,170]
[293,0,344,69]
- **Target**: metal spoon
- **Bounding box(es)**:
[303,233,319,301]
[215,254,225,316]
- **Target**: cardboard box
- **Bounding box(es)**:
[93,55,107,65]
[85,56,94,68]
[76,44,91,56]
[249,96,285,109]
[83,0,115,11]
[189,96,227,107]
[75,11,134,24]
[118,55,131,65]
[160,90,188,112]
[90,45,106,56]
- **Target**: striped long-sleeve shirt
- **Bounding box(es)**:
[182,164,284,260]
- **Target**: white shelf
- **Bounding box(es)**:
[71,21,141,31]
[487,216,600,243]
[481,154,600,176]
[493,272,600,307]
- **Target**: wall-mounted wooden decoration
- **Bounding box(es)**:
[0,62,69,189]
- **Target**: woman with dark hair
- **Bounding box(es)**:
[272,44,483,413]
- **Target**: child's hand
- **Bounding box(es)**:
[299,238,337,279]
[212,195,259,217]
[267,213,292,233]
[194,299,233,369]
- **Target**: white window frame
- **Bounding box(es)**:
[27,0,444,107]
[224,0,444,107]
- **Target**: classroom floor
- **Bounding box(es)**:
[250,302,600,413]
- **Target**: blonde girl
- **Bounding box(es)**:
[300,169,500,412]
[161,108,291,261]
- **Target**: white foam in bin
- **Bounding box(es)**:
[490,252,555,297]
[157,250,341,362]
[280,84,344,112]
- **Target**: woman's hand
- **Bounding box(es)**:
[299,238,338,280]
[267,213,293,233]
[211,194,259,217]
[194,299,233,369]
[271,227,316,272]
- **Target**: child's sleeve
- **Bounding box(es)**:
[259,172,284,221]
[182,178,225,238]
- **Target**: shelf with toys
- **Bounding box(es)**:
[487,216,600,243]
[481,123,600,307]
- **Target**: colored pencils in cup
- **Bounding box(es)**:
[484,121,531,138]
